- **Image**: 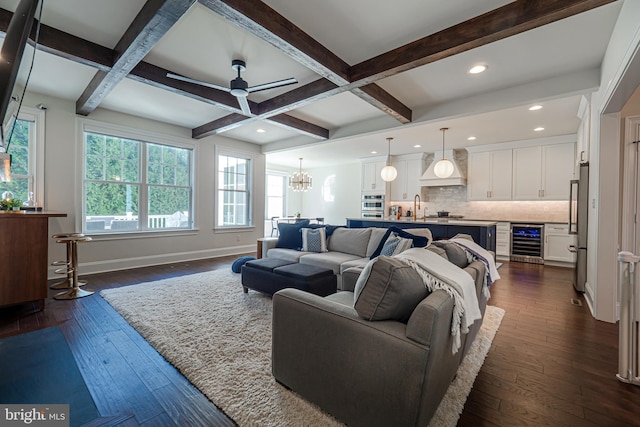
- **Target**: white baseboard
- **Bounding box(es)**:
[47,244,255,279]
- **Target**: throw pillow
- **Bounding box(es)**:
[230,255,256,273]
[370,226,429,259]
[301,227,328,253]
[354,256,430,322]
[275,219,311,250]
[380,236,412,257]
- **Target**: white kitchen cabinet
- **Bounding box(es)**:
[361,159,387,194]
[496,221,511,260]
[389,154,425,201]
[544,223,577,263]
[467,149,512,201]
[513,142,575,200]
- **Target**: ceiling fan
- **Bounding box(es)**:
[166,59,297,116]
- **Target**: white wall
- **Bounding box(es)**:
[588,0,640,322]
[22,91,265,277]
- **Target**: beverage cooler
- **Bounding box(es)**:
[510,224,544,264]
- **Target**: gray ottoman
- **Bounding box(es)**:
[241,258,337,296]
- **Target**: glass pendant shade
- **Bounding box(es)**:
[381,137,397,182]
[434,158,454,178]
[434,127,454,179]
[380,164,397,182]
[289,158,312,192]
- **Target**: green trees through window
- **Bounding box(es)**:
[0,120,31,202]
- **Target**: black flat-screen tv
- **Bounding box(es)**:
[0,0,40,142]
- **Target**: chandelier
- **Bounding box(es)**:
[289,157,312,192]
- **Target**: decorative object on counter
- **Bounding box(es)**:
[434,127,454,178]
[380,137,397,182]
[438,211,450,217]
[0,191,22,211]
[289,158,312,192]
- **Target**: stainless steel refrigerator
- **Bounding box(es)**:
[569,163,589,292]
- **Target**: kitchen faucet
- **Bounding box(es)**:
[413,194,420,221]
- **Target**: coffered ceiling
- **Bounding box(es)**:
[0,0,624,168]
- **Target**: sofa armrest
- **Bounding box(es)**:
[341,266,363,292]
[272,288,429,427]
[258,237,278,258]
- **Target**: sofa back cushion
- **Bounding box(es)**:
[366,228,390,257]
[353,256,429,323]
[328,228,372,258]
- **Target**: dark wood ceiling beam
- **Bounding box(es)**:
[76,0,196,116]
[267,114,329,140]
[0,8,113,71]
[197,0,412,125]
[350,0,618,85]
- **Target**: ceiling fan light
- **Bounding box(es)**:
[381,164,397,182]
[434,159,454,178]
[230,88,248,97]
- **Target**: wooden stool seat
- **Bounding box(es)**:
[52,234,93,300]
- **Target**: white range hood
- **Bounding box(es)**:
[420,150,467,187]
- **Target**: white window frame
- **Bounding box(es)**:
[265,169,288,219]
[78,119,196,237]
[215,146,254,232]
[1,106,45,206]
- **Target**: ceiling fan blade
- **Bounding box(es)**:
[247,77,297,93]
[237,96,252,115]
[166,72,230,92]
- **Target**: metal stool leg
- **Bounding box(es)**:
[50,240,86,289]
[54,240,94,300]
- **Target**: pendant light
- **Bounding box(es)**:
[380,137,397,182]
[289,158,312,192]
[434,127,454,178]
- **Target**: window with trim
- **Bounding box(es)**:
[83,128,193,233]
[266,171,287,219]
[217,152,252,227]
[0,108,44,205]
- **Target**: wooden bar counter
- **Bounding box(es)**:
[0,211,67,309]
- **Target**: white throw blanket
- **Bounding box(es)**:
[396,248,482,354]
[449,238,501,293]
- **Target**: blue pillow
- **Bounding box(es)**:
[276,219,311,250]
[231,255,256,273]
[370,226,429,259]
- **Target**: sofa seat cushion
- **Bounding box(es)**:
[324,291,355,308]
[328,228,372,258]
[299,251,362,275]
[339,258,370,275]
[266,248,310,263]
[354,256,430,323]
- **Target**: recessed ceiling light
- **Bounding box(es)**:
[414,144,421,148]
[371,151,377,154]
[534,127,545,132]
[256,128,266,133]
[468,64,487,74]
[467,136,476,141]
[529,105,543,111]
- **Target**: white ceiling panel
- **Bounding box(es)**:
[288,92,387,129]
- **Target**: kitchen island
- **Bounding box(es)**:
[346,217,497,252]
[0,211,67,310]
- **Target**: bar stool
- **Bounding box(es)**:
[53,234,94,300]
[50,233,87,290]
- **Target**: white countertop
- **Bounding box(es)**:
[347,217,498,226]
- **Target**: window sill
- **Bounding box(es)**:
[84,229,199,241]
[214,226,256,234]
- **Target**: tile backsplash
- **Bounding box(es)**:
[389,150,568,223]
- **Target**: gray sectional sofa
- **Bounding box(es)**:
[261,226,433,290]
[271,241,491,427]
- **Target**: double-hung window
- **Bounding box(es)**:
[82,125,193,234]
[217,151,252,228]
[0,107,44,204]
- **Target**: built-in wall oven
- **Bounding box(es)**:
[362,194,384,218]
[511,224,544,264]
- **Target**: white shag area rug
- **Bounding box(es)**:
[101,268,504,427]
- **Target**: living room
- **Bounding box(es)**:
[1,0,640,426]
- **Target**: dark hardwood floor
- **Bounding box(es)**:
[1,257,639,426]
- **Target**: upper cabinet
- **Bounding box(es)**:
[513,142,575,200]
[361,158,387,194]
[467,149,512,201]
[389,154,425,201]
